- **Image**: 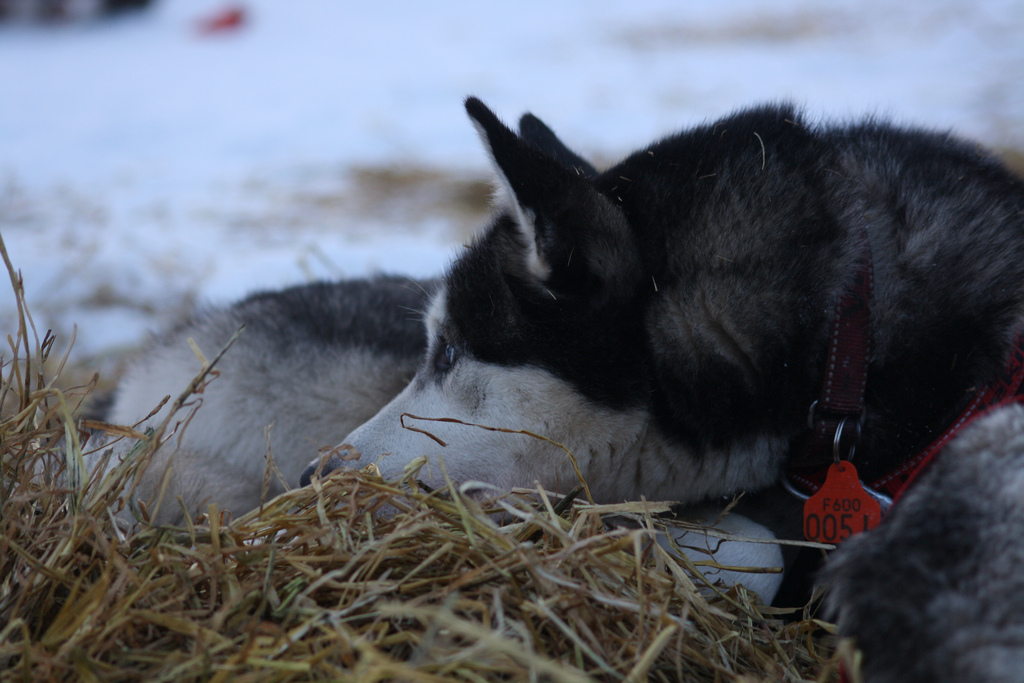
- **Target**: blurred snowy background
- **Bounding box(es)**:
[1,0,1023,384]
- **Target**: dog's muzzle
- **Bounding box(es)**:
[299,453,350,487]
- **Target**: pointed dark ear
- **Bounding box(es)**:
[518,113,598,179]
[465,97,639,302]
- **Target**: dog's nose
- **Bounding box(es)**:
[299,453,347,487]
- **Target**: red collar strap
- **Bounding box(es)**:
[788,341,1024,506]
[790,230,873,471]
[786,225,1024,508]
[872,340,1024,502]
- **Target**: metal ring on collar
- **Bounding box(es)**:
[833,416,862,463]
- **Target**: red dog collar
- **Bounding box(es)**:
[785,225,1024,535]
[782,229,1024,540]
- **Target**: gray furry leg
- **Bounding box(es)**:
[823,402,1024,683]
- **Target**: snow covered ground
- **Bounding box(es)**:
[1,0,1022,379]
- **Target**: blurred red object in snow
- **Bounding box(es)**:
[196,5,246,35]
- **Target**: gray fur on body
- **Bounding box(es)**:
[96,276,435,523]
[824,403,1024,683]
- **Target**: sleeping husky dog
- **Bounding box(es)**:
[312,99,1024,502]
[311,100,1024,512]
[99,100,1024,681]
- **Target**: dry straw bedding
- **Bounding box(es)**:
[0,237,841,682]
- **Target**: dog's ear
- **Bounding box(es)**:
[518,113,598,180]
[466,97,638,301]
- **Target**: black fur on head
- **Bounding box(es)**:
[464,97,642,308]
[429,99,650,409]
[517,112,599,179]
[452,98,1024,473]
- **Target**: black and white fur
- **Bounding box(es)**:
[92,265,782,600]
[315,99,1024,509]
[98,100,1024,680]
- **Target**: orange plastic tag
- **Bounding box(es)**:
[803,461,882,543]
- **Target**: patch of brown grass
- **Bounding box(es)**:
[613,9,845,51]
[238,164,492,244]
[347,165,492,224]
[999,147,1024,179]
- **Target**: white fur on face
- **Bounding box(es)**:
[422,283,448,340]
[343,286,648,499]
[340,355,650,501]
